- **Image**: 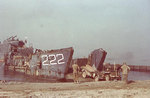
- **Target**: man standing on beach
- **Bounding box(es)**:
[121,62,130,83]
[72,60,80,83]
[114,63,121,77]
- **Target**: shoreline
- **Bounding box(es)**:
[0,80,150,97]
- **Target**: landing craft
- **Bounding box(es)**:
[0,36,114,81]
[0,36,74,80]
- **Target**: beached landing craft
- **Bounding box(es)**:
[0,36,74,80]
[0,36,120,81]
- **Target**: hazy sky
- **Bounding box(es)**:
[0,0,150,65]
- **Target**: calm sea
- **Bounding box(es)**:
[0,63,150,82]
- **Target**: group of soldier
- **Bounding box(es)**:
[72,61,130,84]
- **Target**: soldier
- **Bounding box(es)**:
[103,62,111,71]
[4,53,8,66]
[114,63,121,77]
[4,53,8,71]
[72,60,80,83]
[35,57,42,77]
[121,62,130,83]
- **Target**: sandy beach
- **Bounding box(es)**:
[0,80,150,98]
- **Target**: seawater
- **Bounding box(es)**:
[128,71,150,80]
[0,63,150,82]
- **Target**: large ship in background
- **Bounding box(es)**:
[0,36,109,81]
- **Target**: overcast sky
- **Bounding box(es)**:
[0,0,150,65]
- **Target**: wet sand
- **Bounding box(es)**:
[0,80,150,98]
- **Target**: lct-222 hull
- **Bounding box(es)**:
[29,47,74,79]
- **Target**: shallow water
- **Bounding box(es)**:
[0,63,150,82]
[1,71,150,82]
[128,71,150,80]
[0,63,55,82]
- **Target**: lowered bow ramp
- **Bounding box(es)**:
[89,48,107,71]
